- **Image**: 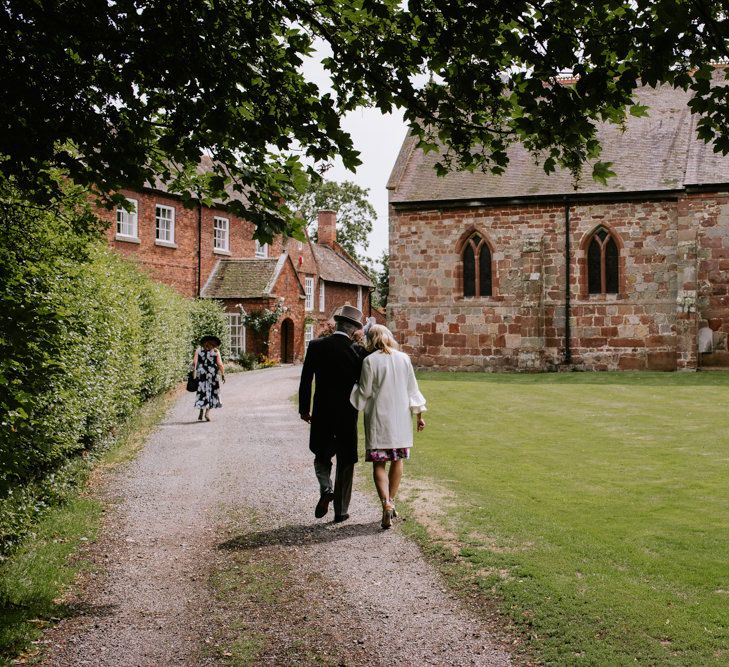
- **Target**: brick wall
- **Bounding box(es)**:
[389,193,729,371]
[101,188,285,297]
[270,257,306,362]
[219,258,306,363]
[693,193,729,366]
[303,281,370,336]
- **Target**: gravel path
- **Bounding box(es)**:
[39,365,513,667]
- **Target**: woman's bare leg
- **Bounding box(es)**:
[388,459,404,503]
[372,462,389,503]
[374,461,395,528]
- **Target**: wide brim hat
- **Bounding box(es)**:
[200,335,222,347]
[333,304,364,328]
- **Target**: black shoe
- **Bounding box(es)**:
[315,493,335,519]
[333,513,349,523]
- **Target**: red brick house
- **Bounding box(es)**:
[200,255,306,363]
[200,211,375,361]
[293,210,378,340]
[387,80,729,371]
[100,183,376,362]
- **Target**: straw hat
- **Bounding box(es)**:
[200,335,222,347]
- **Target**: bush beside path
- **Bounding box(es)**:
[36,366,513,667]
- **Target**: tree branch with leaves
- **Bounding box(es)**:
[291,177,376,263]
[2,0,728,240]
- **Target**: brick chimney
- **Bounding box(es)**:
[317,210,337,246]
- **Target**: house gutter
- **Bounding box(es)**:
[389,188,684,212]
[197,199,203,297]
[563,196,572,365]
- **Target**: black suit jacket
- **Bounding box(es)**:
[298,333,367,466]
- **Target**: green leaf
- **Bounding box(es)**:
[591,161,617,185]
[629,104,649,118]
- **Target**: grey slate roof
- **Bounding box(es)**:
[201,256,286,299]
[145,155,250,205]
[388,78,729,204]
[312,244,373,287]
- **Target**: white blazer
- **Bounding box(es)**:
[350,350,427,449]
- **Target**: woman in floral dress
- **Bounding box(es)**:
[192,335,225,421]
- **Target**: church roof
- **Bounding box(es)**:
[312,244,373,287]
[201,256,288,299]
[388,76,729,205]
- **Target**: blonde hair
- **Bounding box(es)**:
[367,324,399,354]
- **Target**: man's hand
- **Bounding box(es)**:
[300,413,312,423]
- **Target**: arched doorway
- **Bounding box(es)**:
[280,318,294,363]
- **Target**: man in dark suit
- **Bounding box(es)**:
[299,305,367,522]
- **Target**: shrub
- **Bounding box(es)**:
[138,276,192,400]
[0,180,194,555]
[238,352,257,370]
[257,355,277,369]
[188,298,229,359]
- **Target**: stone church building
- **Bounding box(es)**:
[387,80,729,371]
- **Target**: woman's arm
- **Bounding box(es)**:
[350,356,374,410]
[192,348,199,375]
[405,355,427,415]
[216,350,225,381]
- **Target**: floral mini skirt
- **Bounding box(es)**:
[365,448,410,462]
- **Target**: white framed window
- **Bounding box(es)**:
[155,204,175,243]
[305,323,314,349]
[357,286,363,311]
[319,280,326,312]
[305,276,314,311]
[226,312,246,358]
[255,240,268,258]
[116,197,138,239]
[214,216,229,251]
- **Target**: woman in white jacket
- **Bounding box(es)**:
[350,325,426,528]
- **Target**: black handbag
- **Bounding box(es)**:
[186,371,199,392]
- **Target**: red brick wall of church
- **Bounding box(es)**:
[389,193,729,371]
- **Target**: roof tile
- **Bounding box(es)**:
[389,77,729,204]
[201,258,282,299]
[313,244,373,287]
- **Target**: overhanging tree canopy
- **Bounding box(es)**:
[2,0,728,240]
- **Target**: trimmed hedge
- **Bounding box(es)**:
[0,181,226,556]
[189,297,229,360]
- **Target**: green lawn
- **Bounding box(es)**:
[406,371,729,666]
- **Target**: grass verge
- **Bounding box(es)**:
[0,387,180,666]
[399,370,729,667]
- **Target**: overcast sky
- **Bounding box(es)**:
[302,43,409,261]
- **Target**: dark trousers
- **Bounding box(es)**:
[314,454,354,517]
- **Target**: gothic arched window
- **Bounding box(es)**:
[462,234,492,297]
[587,227,619,294]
